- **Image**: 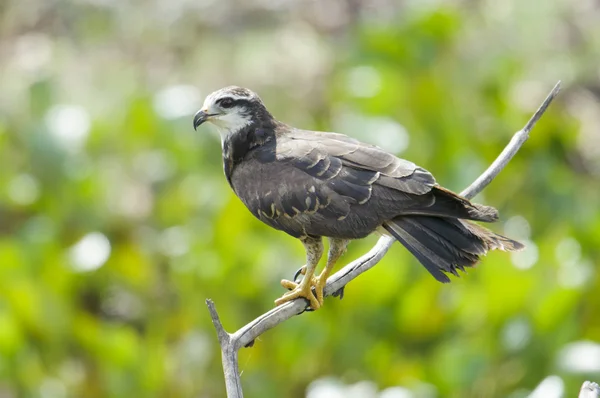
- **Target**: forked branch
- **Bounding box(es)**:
[205,81,562,398]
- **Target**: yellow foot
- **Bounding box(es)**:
[313,275,328,305]
[280,278,301,290]
[275,278,320,310]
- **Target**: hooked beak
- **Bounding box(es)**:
[193,110,218,130]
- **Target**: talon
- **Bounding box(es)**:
[275,280,320,310]
[332,286,345,300]
[293,265,307,283]
[278,269,330,309]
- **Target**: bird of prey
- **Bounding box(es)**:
[193,86,524,310]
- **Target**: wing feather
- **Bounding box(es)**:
[231,128,493,240]
[234,129,438,237]
[278,129,435,195]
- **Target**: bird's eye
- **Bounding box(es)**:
[219,98,234,109]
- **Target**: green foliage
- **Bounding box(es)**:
[1,1,599,397]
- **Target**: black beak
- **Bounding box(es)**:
[193,110,211,131]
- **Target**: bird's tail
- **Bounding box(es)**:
[383,216,524,282]
[411,186,501,222]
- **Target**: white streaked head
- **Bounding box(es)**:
[193,86,267,140]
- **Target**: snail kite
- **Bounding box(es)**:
[193,86,523,310]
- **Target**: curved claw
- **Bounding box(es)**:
[332,286,345,300]
[279,272,337,310]
[292,265,307,283]
[275,279,321,310]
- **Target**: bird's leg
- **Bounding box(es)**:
[275,237,323,309]
[313,238,349,305]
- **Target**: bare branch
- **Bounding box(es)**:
[580,381,600,398]
[205,81,561,398]
[206,299,243,397]
[460,81,561,200]
[206,299,228,345]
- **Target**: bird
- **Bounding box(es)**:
[193,86,524,310]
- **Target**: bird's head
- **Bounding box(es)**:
[193,86,271,138]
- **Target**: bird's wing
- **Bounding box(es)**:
[247,130,436,223]
[277,129,436,195]
[239,129,491,238]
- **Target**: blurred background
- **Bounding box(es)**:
[1,0,599,397]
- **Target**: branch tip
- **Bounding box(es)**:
[206,299,230,345]
[460,81,560,199]
[579,381,600,398]
[523,80,561,134]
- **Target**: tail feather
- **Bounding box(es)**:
[384,215,524,283]
[402,186,499,223]
[432,186,499,222]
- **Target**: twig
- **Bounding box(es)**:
[205,81,561,397]
[462,81,561,199]
[580,381,600,398]
[206,300,243,397]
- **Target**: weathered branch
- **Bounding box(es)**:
[206,300,243,397]
[462,81,561,199]
[206,81,561,397]
[580,381,600,398]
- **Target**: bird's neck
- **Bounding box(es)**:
[221,120,279,185]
